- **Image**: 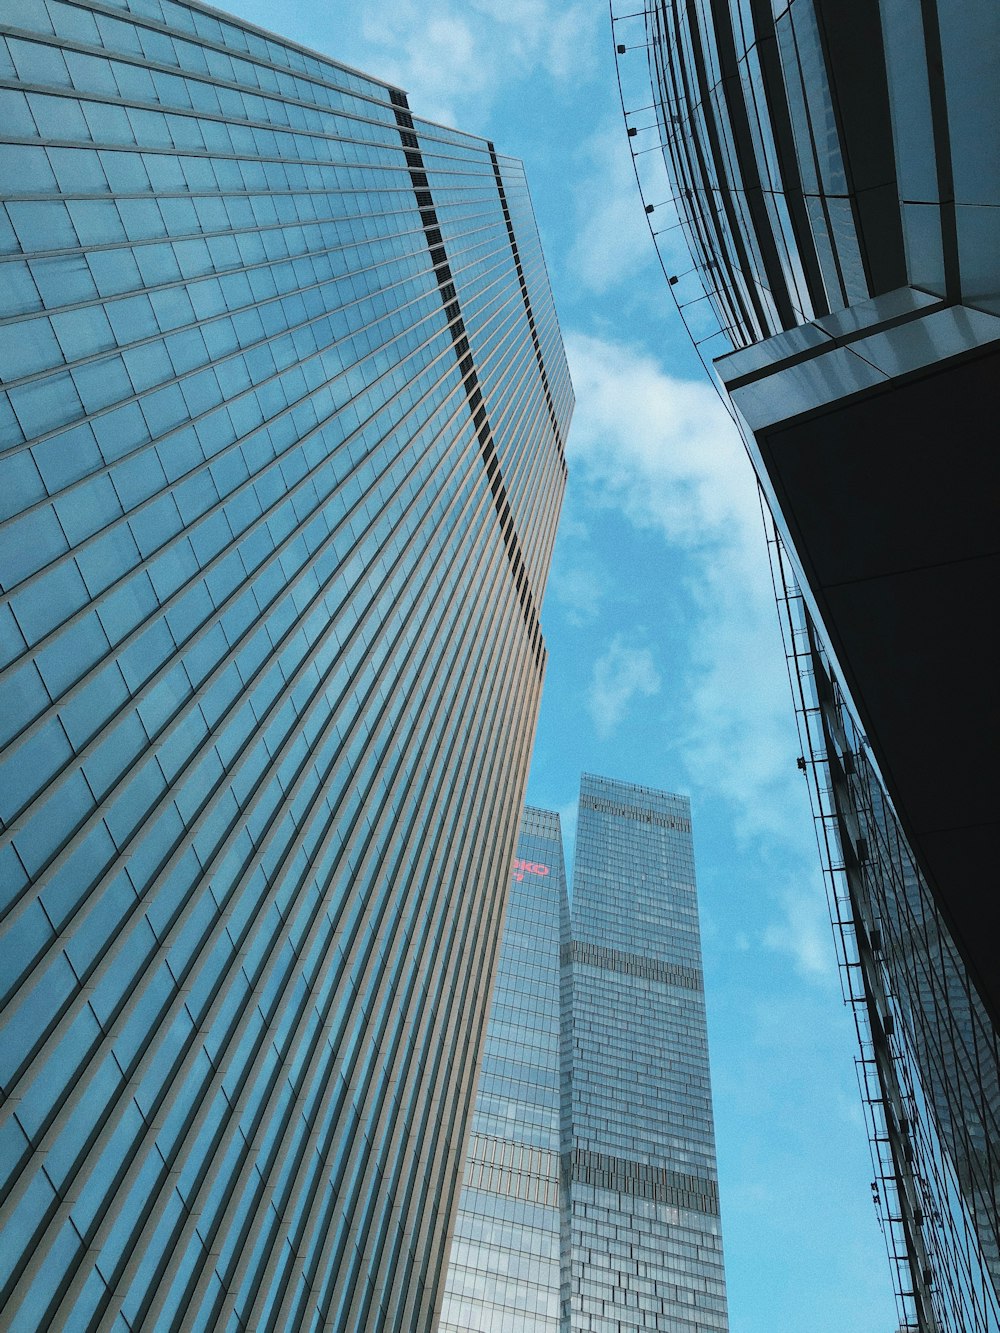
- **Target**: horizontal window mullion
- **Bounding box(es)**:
[0,23,403,140]
[0,352,485,945]
[0,363,503,1113]
[246,574,536,1331]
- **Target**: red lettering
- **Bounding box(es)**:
[511,858,551,878]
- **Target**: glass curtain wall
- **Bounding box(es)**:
[438,807,568,1333]
[562,774,729,1332]
[0,2,571,1329]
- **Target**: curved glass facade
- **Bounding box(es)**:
[771,539,1000,1333]
[0,2,571,1329]
[622,2,1000,1327]
[641,0,998,348]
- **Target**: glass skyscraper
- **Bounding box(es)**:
[0,3,571,1330]
[439,807,567,1333]
[441,778,729,1332]
[613,0,998,1325]
[563,775,728,1332]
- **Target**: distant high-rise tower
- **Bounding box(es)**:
[439,807,567,1332]
[563,774,728,1332]
[441,779,729,1332]
[0,2,571,1329]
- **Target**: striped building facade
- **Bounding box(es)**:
[0,2,571,1329]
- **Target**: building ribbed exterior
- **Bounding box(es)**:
[0,3,571,1329]
[614,1,998,1327]
[439,807,567,1333]
[562,775,728,1332]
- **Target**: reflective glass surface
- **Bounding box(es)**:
[440,782,730,1331]
[563,775,729,1332]
[805,620,1000,1333]
[439,808,567,1333]
[0,2,571,1329]
[631,0,1000,1322]
[642,0,941,344]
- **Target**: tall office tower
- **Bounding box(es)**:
[438,808,568,1333]
[612,1,998,1327]
[563,775,728,1332]
[440,781,729,1333]
[0,2,571,1329]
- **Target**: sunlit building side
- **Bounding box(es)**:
[0,2,571,1328]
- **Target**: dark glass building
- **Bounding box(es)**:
[441,779,729,1332]
[613,1,998,1327]
[0,2,571,1329]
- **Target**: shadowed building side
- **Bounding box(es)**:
[616,0,999,1324]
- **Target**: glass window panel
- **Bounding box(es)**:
[91,399,151,464]
[0,87,38,137]
[98,149,152,193]
[116,198,167,241]
[50,305,117,362]
[133,242,182,287]
[65,49,120,97]
[48,146,109,194]
[8,369,85,439]
[105,293,160,345]
[156,195,199,235]
[7,37,71,88]
[27,91,90,141]
[82,100,136,146]
[32,419,104,494]
[95,13,145,57]
[0,317,62,381]
[66,198,125,247]
[71,356,134,415]
[8,200,77,254]
[122,340,174,394]
[0,448,46,524]
[47,0,102,44]
[142,152,187,192]
[0,143,59,192]
[86,247,144,299]
[0,716,72,823]
[30,253,99,306]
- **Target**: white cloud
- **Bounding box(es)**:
[548,512,609,625]
[563,330,811,845]
[564,330,757,554]
[356,0,599,128]
[587,634,661,738]
[550,559,608,625]
[568,123,658,296]
[762,884,837,982]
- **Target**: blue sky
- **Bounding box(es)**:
[215,2,899,1326]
